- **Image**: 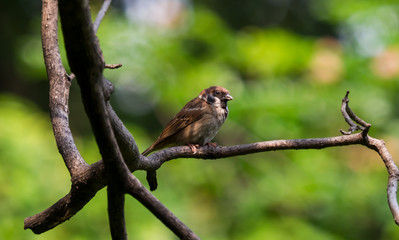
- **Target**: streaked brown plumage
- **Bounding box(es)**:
[142,86,233,190]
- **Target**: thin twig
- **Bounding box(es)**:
[66,72,75,81]
[340,91,365,135]
[105,63,122,69]
[93,0,112,33]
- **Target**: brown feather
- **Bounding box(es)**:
[142,97,206,155]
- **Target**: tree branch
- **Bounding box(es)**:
[93,0,112,33]
[23,164,105,233]
[143,134,366,169]
[367,136,399,224]
[58,0,131,239]
[340,91,371,135]
[41,0,88,178]
[108,175,128,240]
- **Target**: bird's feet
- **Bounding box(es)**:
[206,142,218,147]
[187,143,218,154]
[188,144,200,154]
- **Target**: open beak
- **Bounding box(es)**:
[224,94,233,101]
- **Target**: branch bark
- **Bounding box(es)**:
[108,176,128,240]
[58,0,138,239]
[41,0,88,178]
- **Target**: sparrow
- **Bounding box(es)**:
[142,86,233,191]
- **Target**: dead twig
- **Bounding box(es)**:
[340,91,371,135]
[93,0,112,33]
[105,63,122,69]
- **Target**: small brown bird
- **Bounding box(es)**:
[142,86,233,191]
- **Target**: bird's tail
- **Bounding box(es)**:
[141,147,152,156]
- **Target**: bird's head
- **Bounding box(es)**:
[199,86,233,107]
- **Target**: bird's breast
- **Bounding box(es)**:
[175,106,227,146]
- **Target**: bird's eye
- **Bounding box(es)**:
[215,91,220,95]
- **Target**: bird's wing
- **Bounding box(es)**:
[142,98,206,156]
[158,98,205,139]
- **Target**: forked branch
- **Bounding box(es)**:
[340,91,371,135]
[340,92,399,224]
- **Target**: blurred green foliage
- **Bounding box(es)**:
[2,0,399,239]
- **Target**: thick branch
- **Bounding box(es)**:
[24,160,106,233]
[108,175,128,240]
[58,0,131,239]
[41,0,88,177]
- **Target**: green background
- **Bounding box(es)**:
[1,0,399,239]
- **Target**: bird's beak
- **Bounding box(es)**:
[225,94,233,101]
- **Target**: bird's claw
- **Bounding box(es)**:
[188,144,200,154]
[206,142,218,147]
